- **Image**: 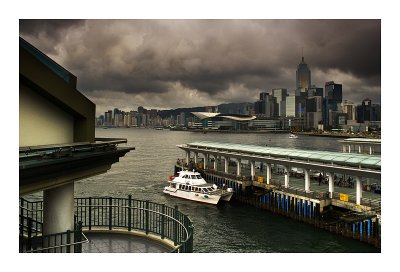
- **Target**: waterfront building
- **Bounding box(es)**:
[255,92,277,117]
[178,112,186,126]
[248,118,281,131]
[285,95,296,117]
[342,100,356,121]
[96,115,104,126]
[295,56,311,96]
[190,112,256,130]
[104,110,112,126]
[272,88,287,117]
[306,96,323,130]
[323,81,343,128]
[356,98,381,123]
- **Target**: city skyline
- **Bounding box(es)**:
[19,19,381,116]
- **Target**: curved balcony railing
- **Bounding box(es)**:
[19,196,194,253]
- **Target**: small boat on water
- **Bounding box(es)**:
[289,133,298,139]
[163,170,234,204]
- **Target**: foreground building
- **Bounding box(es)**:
[19,37,193,253]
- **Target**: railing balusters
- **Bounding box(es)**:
[109,197,112,230]
[128,195,132,231]
[19,196,194,253]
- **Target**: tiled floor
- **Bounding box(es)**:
[82,232,172,253]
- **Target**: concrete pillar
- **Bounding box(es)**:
[194,152,198,164]
[213,156,218,171]
[327,172,334,198]
[236,159,241,176]
[43,183,75,252]
[224,157,229,173]
[342,145,346,153]
[358,145,362,153]
[185,150,190,165]
[205,154,209,169]
[304,169,310,193]
[283,165,289,188]
[266,163,271,185]
[250,161,255,180]
[369,146,372,155]
[356,176,362,205]
[348,145,351,153]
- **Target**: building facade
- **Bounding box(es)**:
[296,56,311,95]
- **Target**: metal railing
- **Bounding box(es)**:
[19,196,193,253]
[331,192,381,209]
[19,215,88,253]
[19,138,132,161]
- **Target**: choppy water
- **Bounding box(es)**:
[36,128,381,252]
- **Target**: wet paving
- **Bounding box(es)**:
[82,232,172,253]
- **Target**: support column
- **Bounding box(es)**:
[266,163,271,185]
[250,161,255,181]
[213,156,218,171]
[342,145,346,153]
[283,165,289,188]
[356,176,362,205]
[194,152,198,164]
[304,169,310,193]
[369,146,372,155]
[358,145,362,153]
[43,183,75,252]
[348,145,351,153]
[236,159,241,176]
[185,150,190,165]
[224,157,229,173]
[327,172,334,198]
[205,154,209,169]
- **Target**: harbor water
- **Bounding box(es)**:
[67,128,381,252]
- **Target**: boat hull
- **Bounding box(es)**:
[163,187,221,205]
[220,192,233,201]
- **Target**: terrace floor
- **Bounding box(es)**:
[82,232,172,253]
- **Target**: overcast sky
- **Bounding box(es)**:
[19,19,381,116]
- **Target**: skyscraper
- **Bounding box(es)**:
[296,56,311,95]
[323,81,343,127]
[272,88,287,117]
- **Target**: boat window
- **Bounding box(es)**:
[196,175,202,179]
[191,175,196,179]
[188,186,191,191]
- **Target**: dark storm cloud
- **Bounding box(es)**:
[19,19,86,53]
[295,20,381,82]
[19,19,381,108]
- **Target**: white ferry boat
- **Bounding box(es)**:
[163,170,234,205]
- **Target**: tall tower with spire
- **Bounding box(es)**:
[296,55,311,96]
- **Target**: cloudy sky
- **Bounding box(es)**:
[19,19,381,116]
